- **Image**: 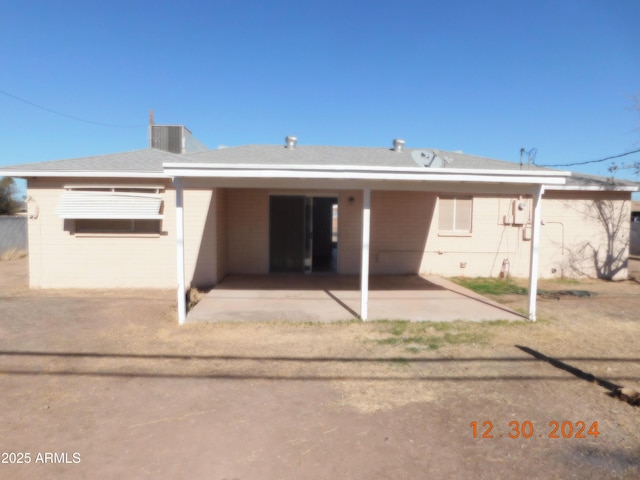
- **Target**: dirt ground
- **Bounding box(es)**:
[0,257,638,479]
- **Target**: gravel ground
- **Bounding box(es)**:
[0,257,638,479]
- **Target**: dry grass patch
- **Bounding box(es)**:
[371,320,520,354]
[0,248,27,261]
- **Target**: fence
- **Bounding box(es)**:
[0,216,27,254]
[631,222,640,256]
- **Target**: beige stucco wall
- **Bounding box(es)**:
[27,178,177,288]
[420,195,531,278]
[416,190,631,280]
[369,191,435,274]
[26,180,228,289]
[364,192,532,278]
[336,191,363,274]
[537,191,630,280]
[226,189,270,273]
[25,181,632,289]
[215,188,228,281]
[183,188,228,288]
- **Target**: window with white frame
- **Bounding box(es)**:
[56,185,164,235]
[438,196,472,233]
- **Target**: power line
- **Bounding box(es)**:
[533,148,640,168]
[0,89,146,129]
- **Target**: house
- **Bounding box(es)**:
[1,125,637,323]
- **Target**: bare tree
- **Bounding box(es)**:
[568,200,629,280]
[0,177,19,215]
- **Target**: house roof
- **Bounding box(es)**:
[189,146,639,191]
[180,145,457,168]
[177,145,553,171]
[0,149,177,177]
[0,143,637,191]
[562,171,639,190]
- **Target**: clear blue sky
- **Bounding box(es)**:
[1,0,639,193]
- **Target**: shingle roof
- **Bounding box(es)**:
[563,171,639,188]
[178,145,638,189]
[180,145,422,167]
[429,149,551,171]
[178,145,553,170]
[1,143,637,190]
[0,149,179,174]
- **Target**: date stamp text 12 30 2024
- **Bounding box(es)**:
[470,421,599,439]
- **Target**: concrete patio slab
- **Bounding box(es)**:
[187,275,524,323]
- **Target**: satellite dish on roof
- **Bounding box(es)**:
[411,150,445,168]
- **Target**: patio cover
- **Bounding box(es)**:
[164,161,569,324]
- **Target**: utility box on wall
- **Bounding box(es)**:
[512,199,529,225]
[502,198,530,225]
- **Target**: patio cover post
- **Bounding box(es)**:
[174,178,187,325]
[527,185,544,321]
[360,188,371,321]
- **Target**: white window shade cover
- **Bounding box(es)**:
[56,190,164,219]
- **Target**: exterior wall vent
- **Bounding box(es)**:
[285,136,298,149]
[393,138,406,152]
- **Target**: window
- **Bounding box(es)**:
[56,185,165,236]
[56,185,164,221]
[75,219,161,234]
[439,196,472,233]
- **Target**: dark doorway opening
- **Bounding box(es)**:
[269,195,338,274]
[312,197,337,273]
[269,196,305,273]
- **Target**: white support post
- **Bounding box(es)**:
[527,185,544,321]
[174,178,187,325]
[360,188,371,321]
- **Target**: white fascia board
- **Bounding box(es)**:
[178,176,550,195]
[544,184,639,192]
[58,214,164,220]
[0,171,167,179]
[163,165,568,185]
[63,184,166,190]
[163,162,570,178]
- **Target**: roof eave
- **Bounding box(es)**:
[0,170,167,179]
[162,163,569,185]
[163,162,570,175]
[545,184,639,192]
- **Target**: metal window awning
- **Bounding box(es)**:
[55,190,164,220]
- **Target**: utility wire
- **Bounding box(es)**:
[533,148,640,168]
[0,88,146,129]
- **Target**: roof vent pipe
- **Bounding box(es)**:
[393,138,405,152]
[285,136,298,149]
